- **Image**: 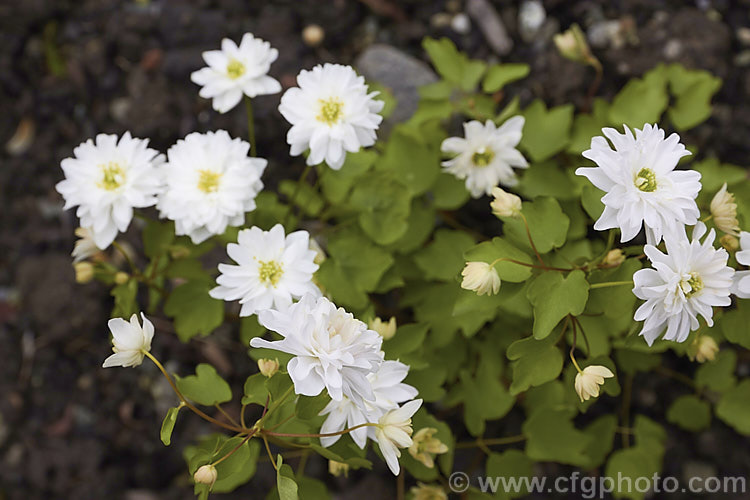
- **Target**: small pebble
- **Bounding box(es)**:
[518,0,546,42]
[664,39,682,59]
[302,24,324,47]
[737,27,750,46]
[451,13,471,35]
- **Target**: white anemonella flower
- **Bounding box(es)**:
[574,365,614,402]
[209,224,320,316]
[577,124,700,244]
[278,63,384,170]
[319,360,418,449]
[72,227,102,262]
[461,261,501,296]
[56,133,164,249]
[490,186,523,218]
[633,223,734,345]
[441,117,528,198]
[190,33,281,113]
[732,231,750,299]
[250,295,384,405]
[102,313,154,368]
[157,130,266,244]
[375,399,423,475]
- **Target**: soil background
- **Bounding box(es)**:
[1,1,750,499]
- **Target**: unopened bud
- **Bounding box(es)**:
[461,261,501,296]
[169,245,191,259]
[114,272,130,285]
[194,464,218,489]
[302,24,325,47]
[554,23,597,66]
[309,238,326,265]
[369,316,397,340]
[710,183,740,236]
[411,483,448,500]
[258,358,279,378]
[74,262,95,284]
[409,428,449,468]
[328,460,349,477]
[720,234,740,252]
[602,249,625,268]
[691,336,719,363]
[490,187,522,218]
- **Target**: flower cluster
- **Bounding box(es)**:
[249,294,424,474]
[577,124,745,346]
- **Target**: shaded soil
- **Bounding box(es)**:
[1,1,749,499]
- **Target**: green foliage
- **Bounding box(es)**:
[164,283,224,341]
[80,34,743,500]
[176,364,233,406]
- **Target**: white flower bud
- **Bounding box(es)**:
[114,272,130,285]
[601,249,625,268]
[691,336,719,363]
[194,464,218,489]
[461,262,501,296]
[257,358,279,378]
[574,365,614,402]
[490,187,522,218]
[720,234,739,252]
[408,427,449,468]
[710,183,740,236]
[328,460,349,477]
[74,262,95,284]
[302,24,325,47]
[369,316,397,340]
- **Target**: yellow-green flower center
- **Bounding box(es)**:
[680,271,704,298]
[471,148,495,167]
[317,97,344,125]
[197,169,222,193]
[226,59,246,80]
[258,260,283,286]
[634,168,657,192]
[97,162,126,191]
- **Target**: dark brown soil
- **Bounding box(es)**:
[1,1,749,499]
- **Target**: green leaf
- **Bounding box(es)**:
[349,171,411,245]
[431,172,471,210]
[517,160,580,201]
[581,184,606,220]
[378,125,440,196]
[184,435,260,494]
[242,373,269,406]
[165,258,213,284]
[276,456,299,500]
[507,334,563,395]
[501,197,569,254]
[413,229,475,282]
[316,229,394,309]
[464,237,533,283]
[526,270,589,339]
[460,356,514,435]
[111,279,138,318]
[176,364,232,406]
[567,99,610,154]
[580,415,617,469]
[666,395,711,432]
[160,405,181,446]
[297,393,330,421]
[716,380,750,435]
[279,180,325,217]
[482,63,530,93]
[164,283,224,342]
[384,323,429,358]
[667,64,721,131]
[319,151,376,204]
[523,408,590,466]
[297,477,330,500]
[485,450,534,499]
[519,100,573,162]
[422,37,486,91]
[695,349,736,392]
[609,65,668,129]
[143,219,175,259]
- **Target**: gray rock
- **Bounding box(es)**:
[355,44,438,128]
[466,0,513,56]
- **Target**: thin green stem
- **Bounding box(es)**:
[142,351,245,433]
[215,403,240,428]
[455,434,526,449]
[283,163,313,229]
[263,422,376,439]
[245,96,256,156]
[263,435,278,472]
[213,432,254,466]
[520,213,544,266]
[258,386,295,428]
[112,241,137,274]
[590,280,633,289]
